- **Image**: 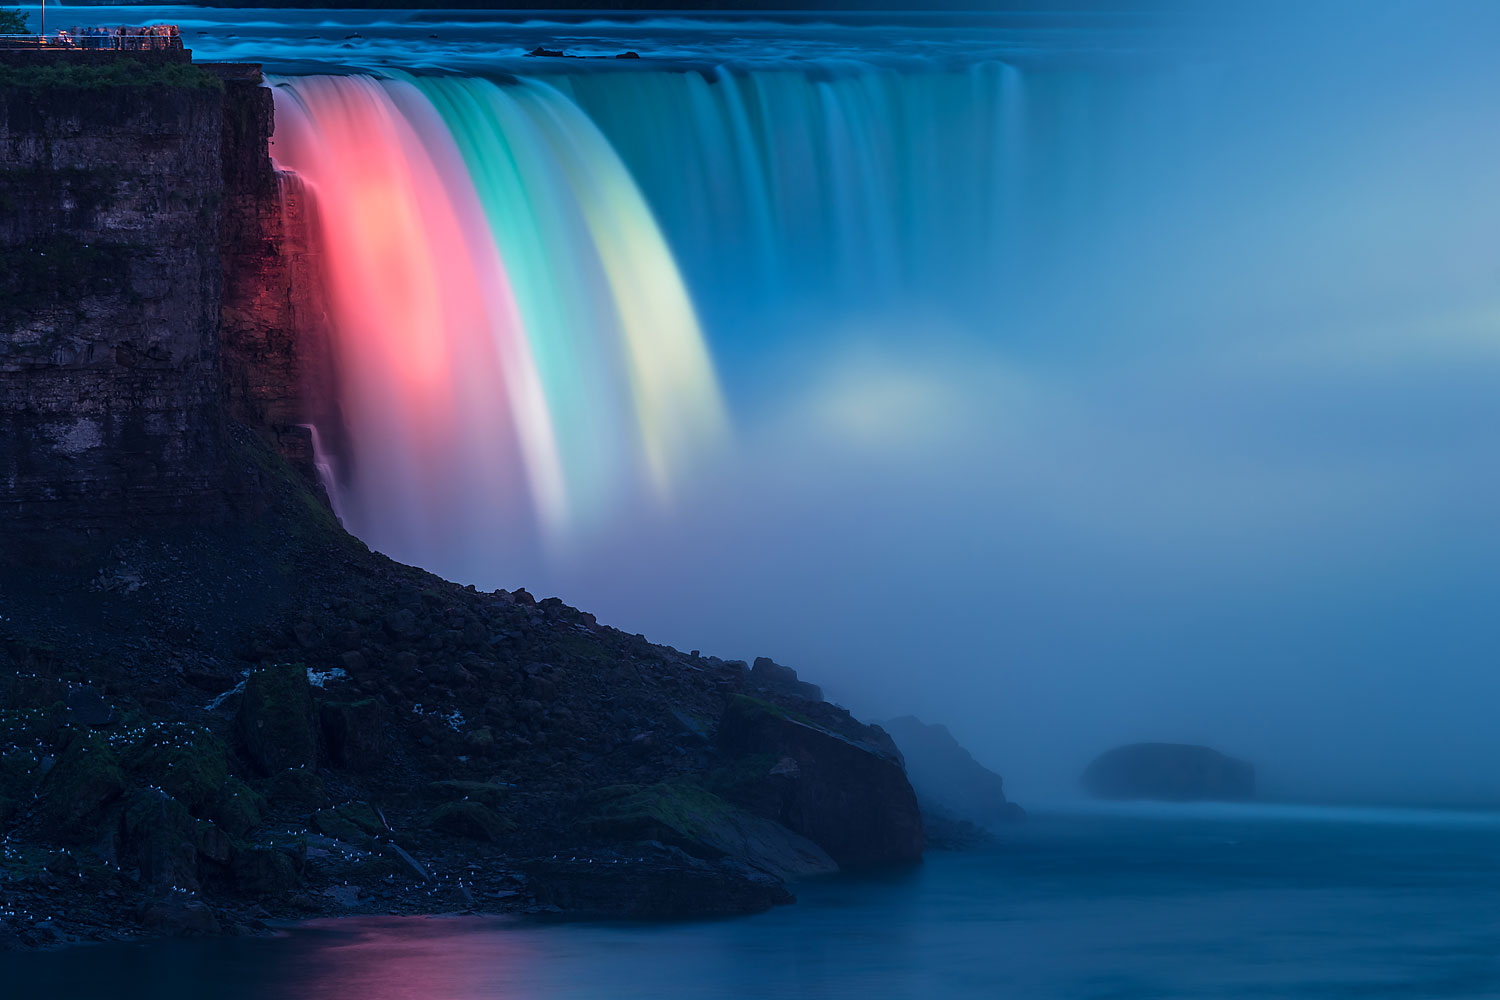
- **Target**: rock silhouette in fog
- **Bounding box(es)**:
[882,716,1024,829]
[1081,743,1255,802]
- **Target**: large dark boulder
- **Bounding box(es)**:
[319,698,385,770]
[37,731,125,841]
[717,696,922,867]
[882,716,1024,829]
[583,782,837,881]
[236,664,319,775]
[122,787,200,891]
[1081,742,1255,802]
[749,657,823,703]
[523,852,793,918]
[429,800,514,842]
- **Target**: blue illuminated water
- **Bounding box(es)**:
[9,806,1500,998]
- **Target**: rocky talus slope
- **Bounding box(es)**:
[0,431,923,950]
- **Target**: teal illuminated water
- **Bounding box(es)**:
[10,806,1500,998]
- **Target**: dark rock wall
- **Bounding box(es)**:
[0,65,327,534]
[217,72,338,481]
[0,83,229,528]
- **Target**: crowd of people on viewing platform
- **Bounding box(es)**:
[18,24,183,49]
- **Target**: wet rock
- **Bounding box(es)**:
[717,695,923,867]
[232,845,301,895]
[122,787,200,890]
[1082,743,1255,802]
[37,731,125,841]
[426,779,512,807]
[208,777,264,837]
[139,898,221,937]
[258,766,327,810]
[312,801,385,844]
[319,698,385,770]
[64,686,115,727]
[429,800,514,841]
[236,664,318,775]
[523,852,792,918]
[118,722,230,813]
[195,820,234,864]
[0,749,43,824]
[384,608,417,638]
[749,657,824,703]
[584,782,837,880]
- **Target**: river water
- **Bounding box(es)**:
[9,805,1500,998]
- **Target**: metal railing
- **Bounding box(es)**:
[0,29,184,51]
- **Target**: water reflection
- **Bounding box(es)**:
[10,811,1500,998]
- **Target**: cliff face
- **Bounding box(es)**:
[0,79,228,530]
[0,64,326,537]
[217,71,339,481]
[0,65,932,947]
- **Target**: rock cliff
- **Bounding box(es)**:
[0,65,230,533]
[0,59,928,949]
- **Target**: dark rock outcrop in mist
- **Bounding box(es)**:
[881,716,1023,848]
[1081,742,1255,802]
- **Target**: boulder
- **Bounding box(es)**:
[882,716,1023,829]
[257,766,327,810]
[208,777,264,837]
[522,852,792,918]
[117,722,231,813]
[37,731,125,841]
[749,657,823,702]
[1081,742,1255,802]
[425,779,512,807]
[122,787,200,890]
[138,898,221,937]
[584,782,837,881]
[232,846,302,895]
[64,686,115,727]
[717,696,922,867]
[313,801,386,844]
[429,800,514,841]
[236,664,318,775]
[319,698,385,770]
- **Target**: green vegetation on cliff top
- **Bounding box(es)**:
[0,61,221,92]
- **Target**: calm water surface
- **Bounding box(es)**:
[9,805,1500,999]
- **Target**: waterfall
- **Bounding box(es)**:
[269,73,728,570]
[267,64,1089,576]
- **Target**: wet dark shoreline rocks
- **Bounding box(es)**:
[0,433,928,951]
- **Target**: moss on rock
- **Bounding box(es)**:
[115,721,230,814]
[428,800,514,842]
[236,664,318,775]
[37,730,125,840]
[208,777,264,838]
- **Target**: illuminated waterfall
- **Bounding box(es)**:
[269,74,728,568]
[268,64,1062,578]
